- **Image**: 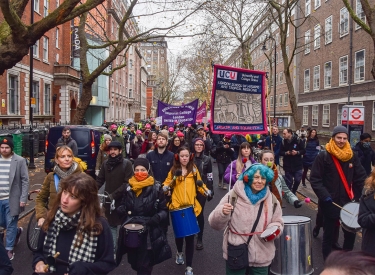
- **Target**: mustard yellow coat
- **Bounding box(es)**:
[163,167,207,216]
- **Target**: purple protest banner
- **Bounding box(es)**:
[210,65,268,134]
[196,101,207,122]
[157,99,199,126]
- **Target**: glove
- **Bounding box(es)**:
[294,200,302,208]
[147,214,161,226]
[162,185,170,192]
[324,197,333,203]
[95,170,99,176]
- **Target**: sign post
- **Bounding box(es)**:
[341,105,365,147]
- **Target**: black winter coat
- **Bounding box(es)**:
[302,137,320,167]
[146,148,174,184]
[279,135,306,172]
[194,153,214,192]
[352,142,375,176]
[216,140,234,163]
[116,181,169,268]
[358,190,375,257]
[96,158,134,226]
[310,151,366,219]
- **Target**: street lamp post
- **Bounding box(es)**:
[262,36,277,124]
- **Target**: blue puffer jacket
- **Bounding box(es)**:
[302,138,320,167]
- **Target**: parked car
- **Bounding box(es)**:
[44,125,108,177]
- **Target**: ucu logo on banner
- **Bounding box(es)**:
[217,70,237,80]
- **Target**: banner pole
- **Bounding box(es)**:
[265,74,274,151]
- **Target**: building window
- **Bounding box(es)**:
[284,93,288,106]
[303,106,309,126]
[312,105,318,126]
[354,49,365,82]
[372,102,375,130]
[32,81,40,114]
[340,7,349,37]
[356,0,366,29]
[286,46,289,58]
[44,84,51,115]
[313,65,320,90]
[337,103,345,125]
[43,0,48,17]
[322,104,330,126]
[129,89,133,98]
[33,40,39,57]
[314,0,321,9]
[314,24,320,49]
[305,0,311,15]
[8,75,19,114]
[324,61,332,88]
[305,30,310,54]
[304,69,310,92]
[353,101,363,106]
[34,0,39,12]
[43,37,48,61]
[339,55,348,85]
[279,94,283,107]
[129,74,133,84]
[279,72,283,84]
[55,28,59,48]
[129,59,133,69]
[325,16,332,44]
[270,96,273,107]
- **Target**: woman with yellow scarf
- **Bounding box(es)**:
[116,158,170,274]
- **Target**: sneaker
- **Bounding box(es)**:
[7,250,14,261]
[185,266,194,275]
[196,238,203,250]
[222,185,227,190]
[175,252,184,265]
[15,227,23,246]
[218,181,223,188]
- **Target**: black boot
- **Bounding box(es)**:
[196,236,203,250]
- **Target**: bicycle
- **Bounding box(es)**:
[26,186,42,252]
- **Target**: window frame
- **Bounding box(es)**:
[356,0,366,29]
[303,106,309,126]
[34,0,39,13]
[314,0,321,9]
[305,30,311,54]
[339,55,348,85]
[354,49,365,82]
[43,0,48,17]
[312,105,319,126]
[337,103,345,126]
[304,69,310,92]
[322,104,330,127]
[55,28,59,48]
[284,93,288,106]
[270,96,274,107]
[33,40,39,58]
[325,15,332,45]
[324,61,332,88]
[313,65,320,90]
[44,83,51,115]
[314,24,321,49]
[8,74,19,115]
[32,80,40,115]
[43,36,48,62]
[305,0,311,16]
[340,7,349,37]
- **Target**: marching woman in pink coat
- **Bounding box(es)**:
[209,164,283,275]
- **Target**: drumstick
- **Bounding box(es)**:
[44,252,60,272]
[332,202,354,215]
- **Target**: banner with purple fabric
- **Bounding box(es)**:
[210,65,268,134]
[157,99,199,126]
[196,101,207,122]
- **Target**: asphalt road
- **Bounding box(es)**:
[11,161,362,275]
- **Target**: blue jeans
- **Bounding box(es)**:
[284,170,303,194]
[0,200,18,251]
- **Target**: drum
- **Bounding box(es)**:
[340,202,361,233]
[170,206,200,238]
[260,225,281,242]
[271,216,313,275]
[123,223,145,248]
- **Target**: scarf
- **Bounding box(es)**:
[106,154,123,171]
[128,176,155,197]
[43,209,97,272]
[269,164,282,206]
[54,162,78,180]
[244,184,267,205]
[325,138,353,162]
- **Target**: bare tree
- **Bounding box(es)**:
[268,0,310,129]
[204,0,267,69]
[0,0,104,75]
[72,0,207,124]
[342,0,375,79]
